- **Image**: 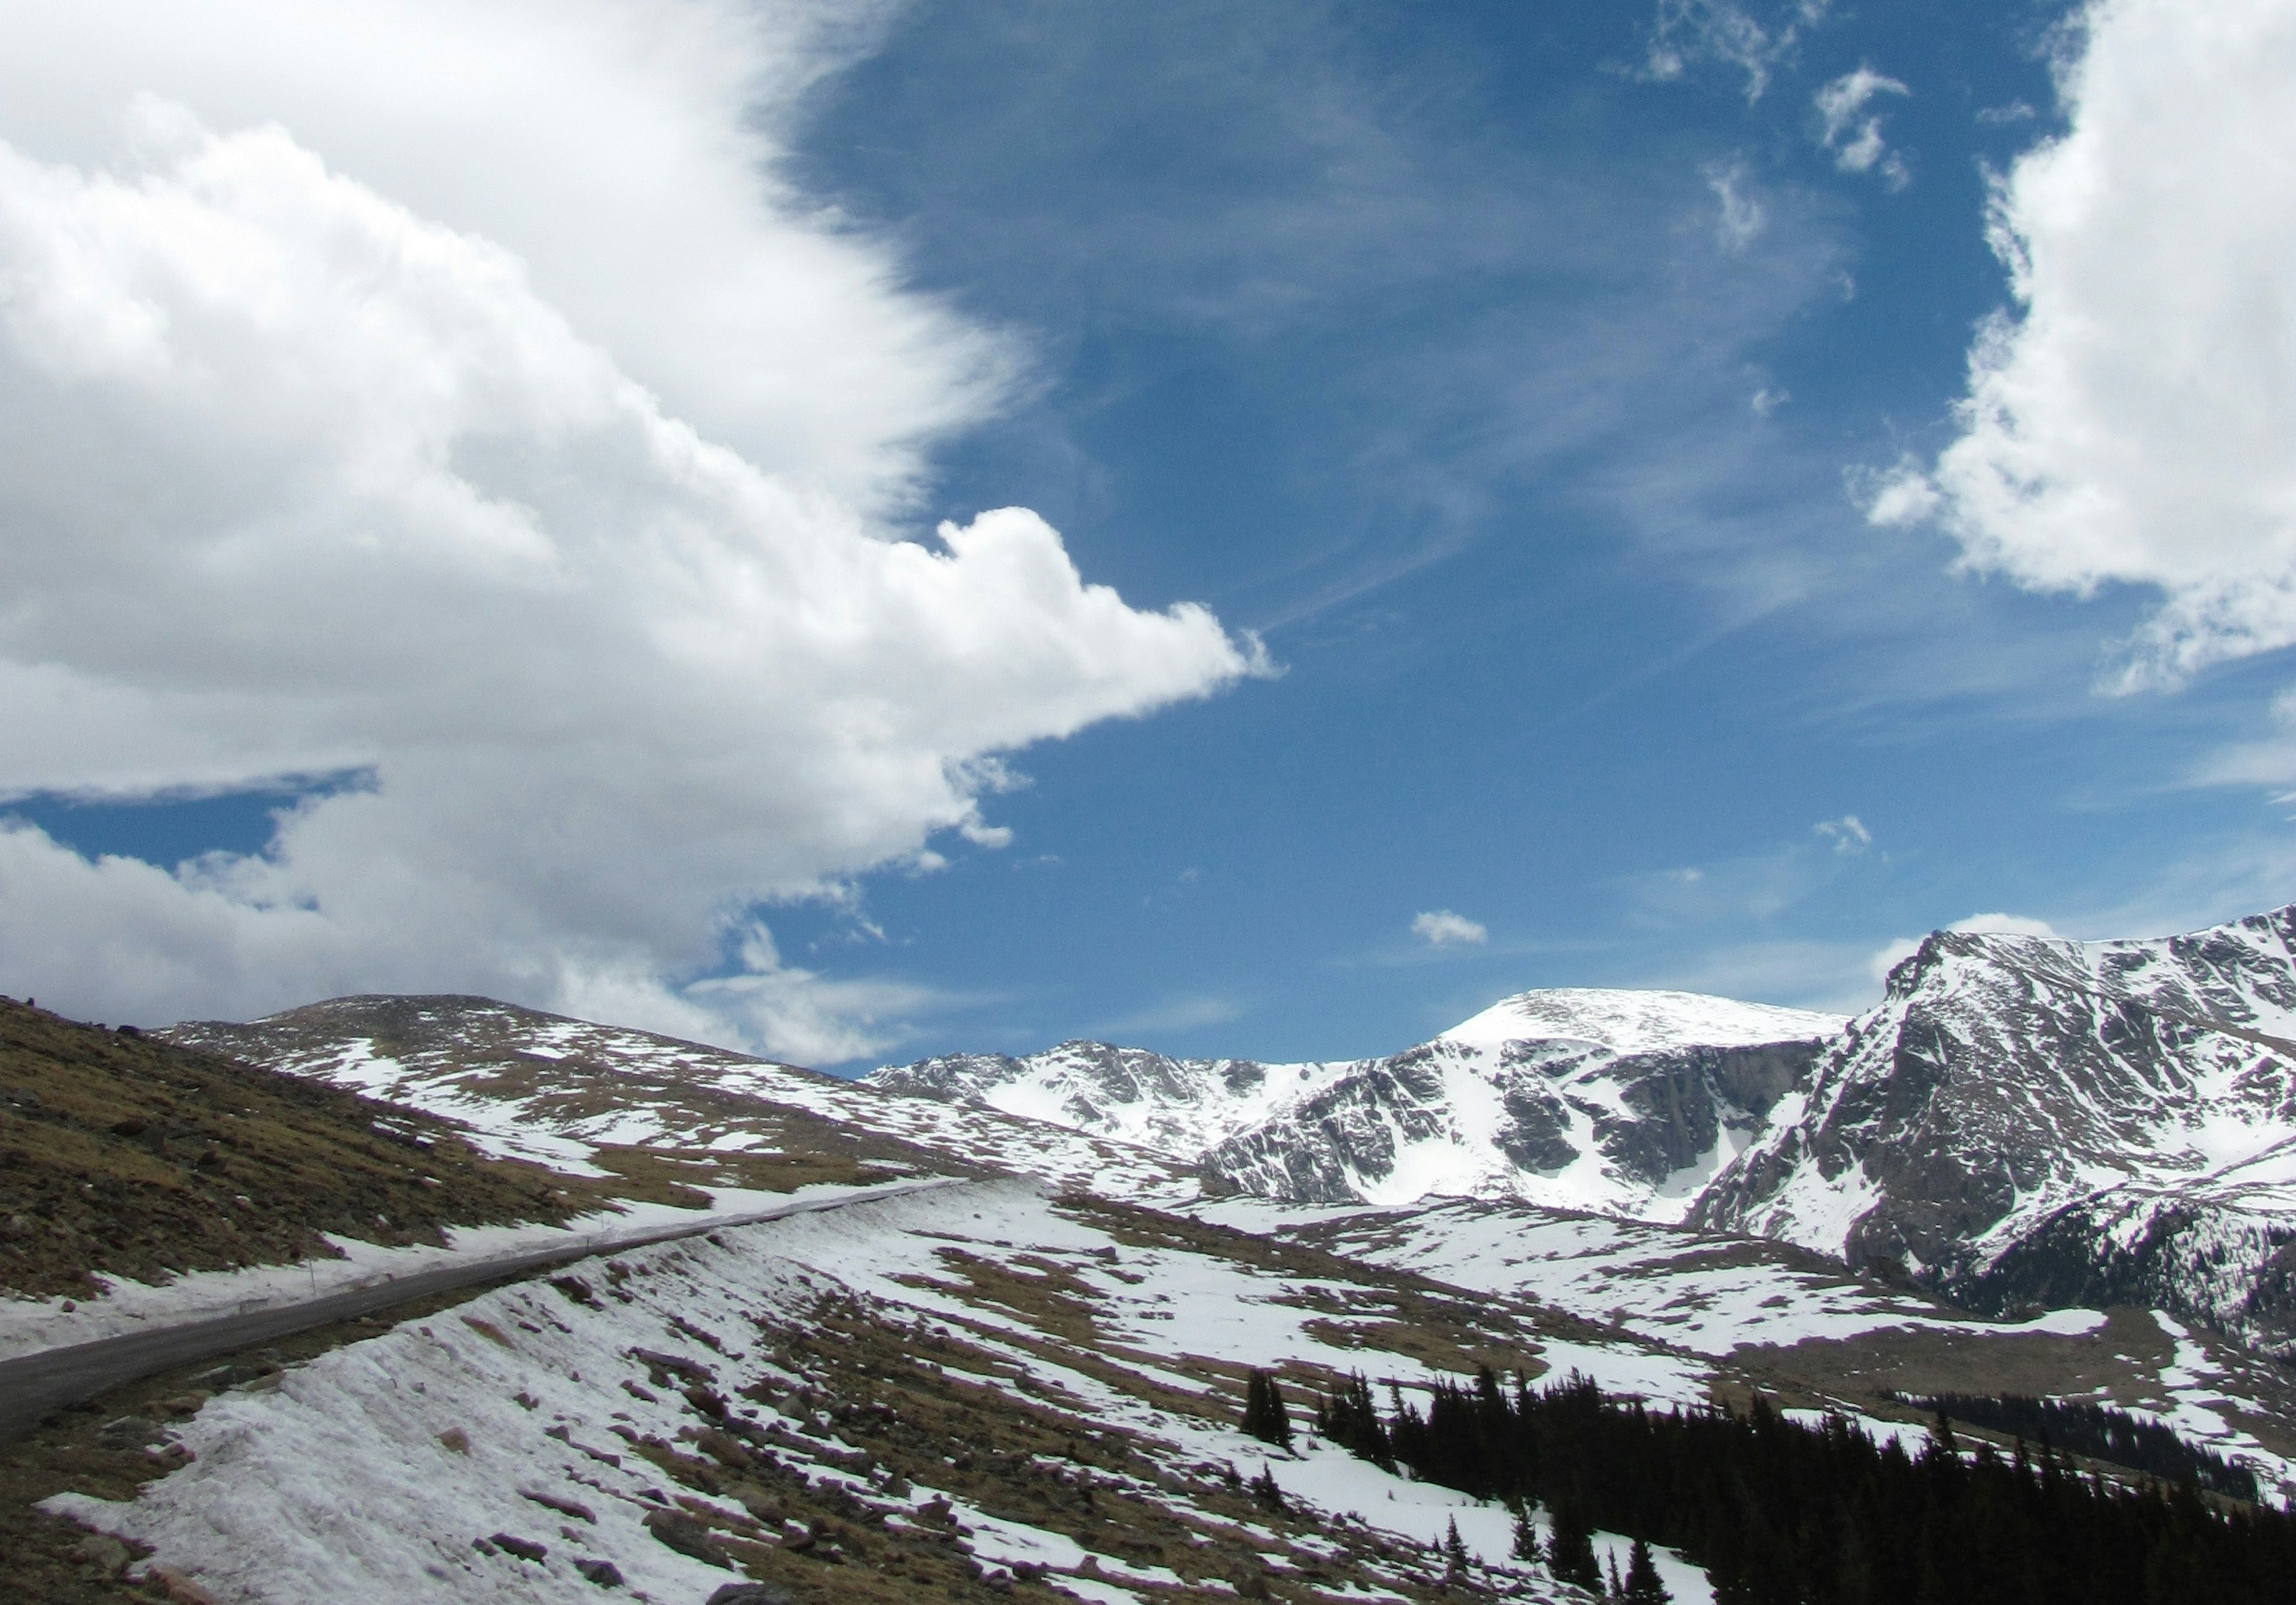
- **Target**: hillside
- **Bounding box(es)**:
[165,995,1201,1207]
[0,997,596,1300]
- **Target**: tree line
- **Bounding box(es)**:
[1885,1390,2258,1503]
[1297,1366,2296,1604]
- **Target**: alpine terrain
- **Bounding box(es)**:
[13,909,2296,1604]
[869,989,1843,1221]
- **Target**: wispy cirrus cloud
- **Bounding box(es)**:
[1813,66,1910,187]
[1642,0,1833,102]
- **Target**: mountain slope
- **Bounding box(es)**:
[0,997,588,1299]
[871,989,1841,1221]
[1693,907,2296,1353]
[163,995,1204,1207]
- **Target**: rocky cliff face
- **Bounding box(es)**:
[1691,907,2296,1353]
[868,989,1840,1221]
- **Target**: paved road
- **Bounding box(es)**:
[0,1176,958,1440]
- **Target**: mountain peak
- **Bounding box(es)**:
[1439,986,1844,1054]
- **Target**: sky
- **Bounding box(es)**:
[0,0,2292,1069]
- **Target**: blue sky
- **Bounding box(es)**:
[4,0,2294,1067]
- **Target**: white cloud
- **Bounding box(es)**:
[1813,814,1872,854]
[1866,0,2296,688]
[1813,66,1910,186]
[1412,910,1489,949]
[1645,0,1831,102]
[1704,158,1769,253]
[1866,910,2063,984]
[0,4,1263,1062]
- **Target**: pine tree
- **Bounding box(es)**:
[1242,1369,1293,1449]
[1443,1516,1470,1585]
[1623,1537,1669,1603]
[1249,1462,1287,1512]
[1547,1499,1602,1592]
[1511,1504,1540,1561]
[1607,1551,1625,1600]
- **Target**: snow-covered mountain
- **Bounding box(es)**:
[163,995,1202,1206]
[160,903,2296,1360]
[868,989,1842,1221]
[1692,907,2296,1354]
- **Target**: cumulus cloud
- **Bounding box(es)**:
[1412,910,1489,949]
[1813,66,1911,187]
[1866,910,2063,983]
[1865,0,2296,689]
[0,2,1263,1062]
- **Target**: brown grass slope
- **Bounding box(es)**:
[0,998,610,1298]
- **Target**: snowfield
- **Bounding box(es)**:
[47,1179,1706,1604]
[1437,989,1842,1054]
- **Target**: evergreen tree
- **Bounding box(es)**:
[1248,1462,1287,1512]
[1623,1537,1669,1603]
[1443,1515,1470,1585]
[1318,1361,2296,1604]
[1548,1499,1602,1592]
[1241,1368,1293,1449]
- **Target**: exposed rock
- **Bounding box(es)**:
[72,1533,130,1573]
[644,1508,731,1567]
[871,989,1837,1220]
[1694,906,2296,1353]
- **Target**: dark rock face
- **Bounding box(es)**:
[873,1001,1832,1216]
[1178,1035,1828,1210]
[1692,907,2296,1355]
[1199,1049,1460,1204]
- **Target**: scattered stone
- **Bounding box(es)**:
[521,1487,597,1523]
[705,1585,794,1605]
[462,1316,513,1348]
[72,1534,130,1573]
[643,1509,731,1568]
[437,1427,471,1454]
[574,1557,626,1588]
[97,1415,167,1450]
[191,1362,273,1390]
[550,1274,600,1307]
[146,1564,221,1604]
[490,1533,548,1563]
